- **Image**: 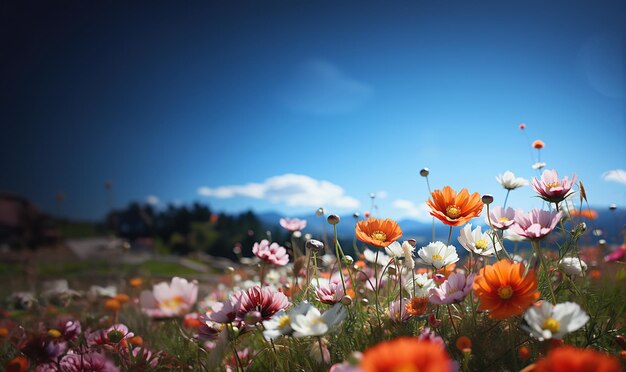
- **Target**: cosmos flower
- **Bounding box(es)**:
[486,206,516,230]
[237,286,290,323]
[503,229,526,242]
[363,248,391,266]
[252,240,289,266]
[290,302,347,338]
[510,209,562,240]
[387,298,413,323]
[140,277,198,318]
[496,171,529,190]
[523,301,589,341]
[558,256,588,277]
[569,209,598,220]
[427,186,484,227]
[262,302,310,340]
[404,273,436,298]
[360,337,455,372]
[405,296,429,316]
[531,169,577,204]
[532,140,545,149]
[531,345,621,372]
[314,279,346,305]
[279,218,307,232]
[385,241,416,269]
[417,242,459,270]
[355,218,403,248]
[59,353,119,372]
[457,224,502,256]
[473,259,539,319]
[429,272,474,305]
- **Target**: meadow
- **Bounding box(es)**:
[1,149,625,371]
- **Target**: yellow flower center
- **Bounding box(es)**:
[446,205,462,219]
[161,296,185,310]
[542,317,560,333]
[497,285,514,299]
[370,230,387,242]
[547,181,561,189]
[392,365,420,372]
[48,329,62,338]
[475,239,488,250]
[431,254,443,261]
[499,217,510,222]
[277,315,291,329]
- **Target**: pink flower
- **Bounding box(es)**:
[387,298,413,323]
[485,206,516,230]
[418,327,445,349]
[279,218,307,232]
[315,279,346,305]
[205,296,241,324]
[59,353,119,372]
[532,169,577,203]
[236,286,290,323]
[140,277,198,318]
[253,240,289,266]
[604,245,626,262]
[511,208,562,240]
[428,273,474,305]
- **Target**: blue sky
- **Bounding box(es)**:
[1,0,624,221]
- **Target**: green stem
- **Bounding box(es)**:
[532,240,557,304]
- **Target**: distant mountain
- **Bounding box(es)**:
[257,207,625,248]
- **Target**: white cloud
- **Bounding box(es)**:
[198,174,360,210]
[145,195,160,206]
[602,169,626,185]
[280,59,373,115]
[391,199,432,222]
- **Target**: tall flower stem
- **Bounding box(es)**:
[425,174,435,242]
[373,249,383,330]
[532,240,557,304]
[304,249,312,302]
[447,304,459,335]
[486,203,511,261]
[446,226,453,246]
[503,189,511,209]
[333,225,348,296]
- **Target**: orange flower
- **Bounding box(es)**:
[427,186,484,227]
[456,336,472,352]
[569,209,598,220]
[114,293,130,303]
[532,345,621,372]
[360,337,453,372]
[518,345,531,360]
[355,218,402,248]
[473,259,539,319]
[405,296,429,316]
[532,140,545,149]
[129,277,143,287]
[5,357,28,372]
[104,298,122,312]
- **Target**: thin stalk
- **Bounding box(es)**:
[503,189,511,209]
[447,304,459,335]
[532,240,557,304]
[373,249,383,329]
[333,225,348,296]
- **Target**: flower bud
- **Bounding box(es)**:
[609,204,617,211]
[434,273,446,284]
[419,168,430,177]
[386,266,396,275]
[360,298,369,307]
[327,214,340,225]
[306,239,324,253]
[370,193,376,199]
[481,194,494,205]
[244,311,262,325]
[340,295,353,306]
[407,239,416,246]
[353,212,360,219]
[428,314,441,328]
[316,208,324,217]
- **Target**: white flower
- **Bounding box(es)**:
[559,256,588,277]
[417,242,459,269]
[532,162,547,170]
[290,302,347,338]
[404,273,435,297]
[497,171,529,190]
[363,248,391,266]
[457,224,502,257]
[262,302,309,340]
[385,241,415,269]
[503,229,526,242]
[523,301,589,341]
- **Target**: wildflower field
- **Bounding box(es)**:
[2,141,626,372]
